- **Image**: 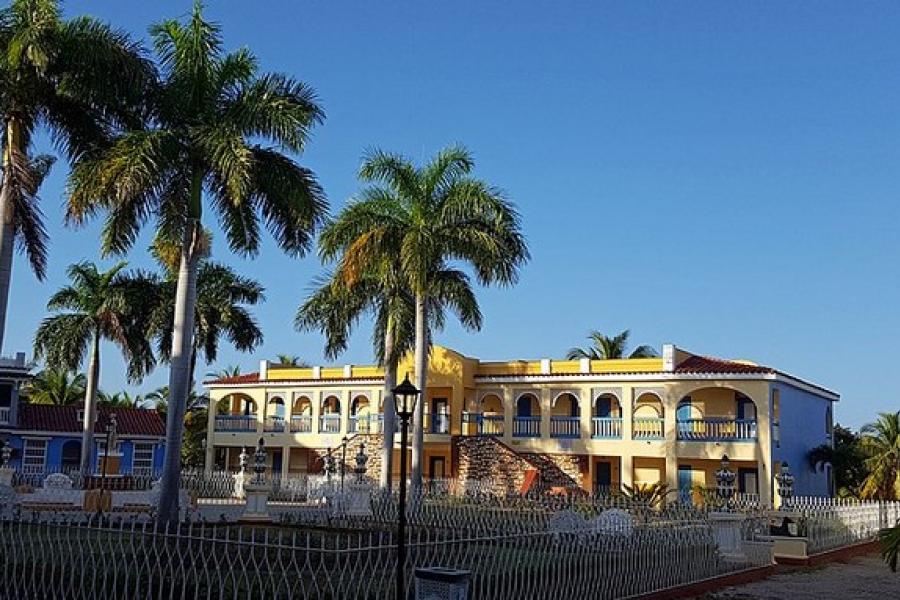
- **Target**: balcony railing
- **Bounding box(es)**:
[0,406,9,425]
[632,417,664,440]
[428,413,450,434]
[349,414,382,434]
[591,417,622,439]
[290,415,312,433]
[549,416,580,438]
[677,418,757,441]
[319,414,341,434]
[513,416,541,438]
[461,412,504,436]
[214,415,256,432]
[263,416,285,432]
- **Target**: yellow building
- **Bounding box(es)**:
[203,344,839,505]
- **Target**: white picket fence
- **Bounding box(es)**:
[785,496,900,555]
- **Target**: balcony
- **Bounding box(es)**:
[677,418,757,442]
[263,416,285,432]
[632,417,664,440]
[319,414,341,434]
[0,406,9,425]
[290,415,312,433]
[349,414,382,434]
[591,417,622,439]
[513,416,541,438]
[549,416,580,439]
[427,412,450,435]
[214,415,256,432]
[461,412,504,436]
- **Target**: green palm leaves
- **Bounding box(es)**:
[311,145,528,489]
[566,329,657,360]
[860,411,900,500]
[0,0,153,351]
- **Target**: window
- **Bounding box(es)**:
[133,443,154,475]
[76,409,84,423]
[22,439,47,474]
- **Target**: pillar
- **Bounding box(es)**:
[282,446,291,479]
[540,388,552,440]
[620,454,633,488]
[503,388,514,441]
[204,393,219,473]
[663,391,679,491]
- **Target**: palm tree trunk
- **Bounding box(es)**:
[380,322,397,490]
[79,330,101,474]
[157,213,202,524]
[0,121,19,354]
[410,291,427,493]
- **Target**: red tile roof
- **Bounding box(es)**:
[16,404,166,437]
[205,372,261,385]
[674,355,774,375]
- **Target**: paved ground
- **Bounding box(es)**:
[697,555,898,599]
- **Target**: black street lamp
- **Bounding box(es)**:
[392,374,420,600]
[98,413,117,518]
[340,435,349,493]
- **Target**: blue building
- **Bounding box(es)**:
[0,355,165,477]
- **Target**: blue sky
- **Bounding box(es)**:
[6,1,899,428]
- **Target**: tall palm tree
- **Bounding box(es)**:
[25,368,85,406]
[66,4,326,523]
[0,0,153,351]
[33,261,155,472]
[566,329,657,360]
[296,263,481,489]
[151,260,264,386]
[320,146,528,489]
[859,411,900,500]
[273,354,308,367]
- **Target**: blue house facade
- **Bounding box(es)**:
[0,357,165,478]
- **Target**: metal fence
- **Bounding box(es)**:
[785,496,900,555]
[0,510,770,600]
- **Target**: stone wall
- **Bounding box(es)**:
[521,452,586,490]
[308,433,384,481]
[454,436,537,496]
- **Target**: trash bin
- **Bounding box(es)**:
[414,567,470,600]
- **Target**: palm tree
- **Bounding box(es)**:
[859,411,900,500]
[97,390,147,409]
[25,368,85,406]
[33,261,155,472]
[0,0,153,352]
[205,365,241,380]
[151,260,264,386]
[273,354,308,367]
[66,4,326,523]
[882,520,900,572]
[320,146,528,489]
[296,263,481,489]
[566,329,657,360]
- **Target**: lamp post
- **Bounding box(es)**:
[715,453,736,509]
[392,374,420,600]
[98,413,117,518]
[775,462,795,508]
[340,435,349,493]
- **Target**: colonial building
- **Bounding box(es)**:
[0,353,166,477]
[203,344,838,505]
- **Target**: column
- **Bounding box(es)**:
[312,391,322,434]
[663,391,679,491]
[204,392,219,473]
[621,389,633,441]
[540,388,551,440]
[579,387,591,440]
[282,447,291,479]
[500,388,511,441]
[341,390,351,434]
[255,391,266,434]
[620,454,633,488]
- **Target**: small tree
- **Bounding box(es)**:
[566,329,656,360]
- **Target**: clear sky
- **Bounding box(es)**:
[6,1,899,428]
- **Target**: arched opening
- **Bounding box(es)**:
[320,395,341,433]
[215,393,257,432]
[350,394,372,433]
[513,393,541,438]
[60,440,81,472]
[592,393,623,438]
[632,392,664,440]
[550,392,580,438]
[265,396,286,431]
[291,395,312,433]
[465,393,504,436]
[676,387,758,441]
